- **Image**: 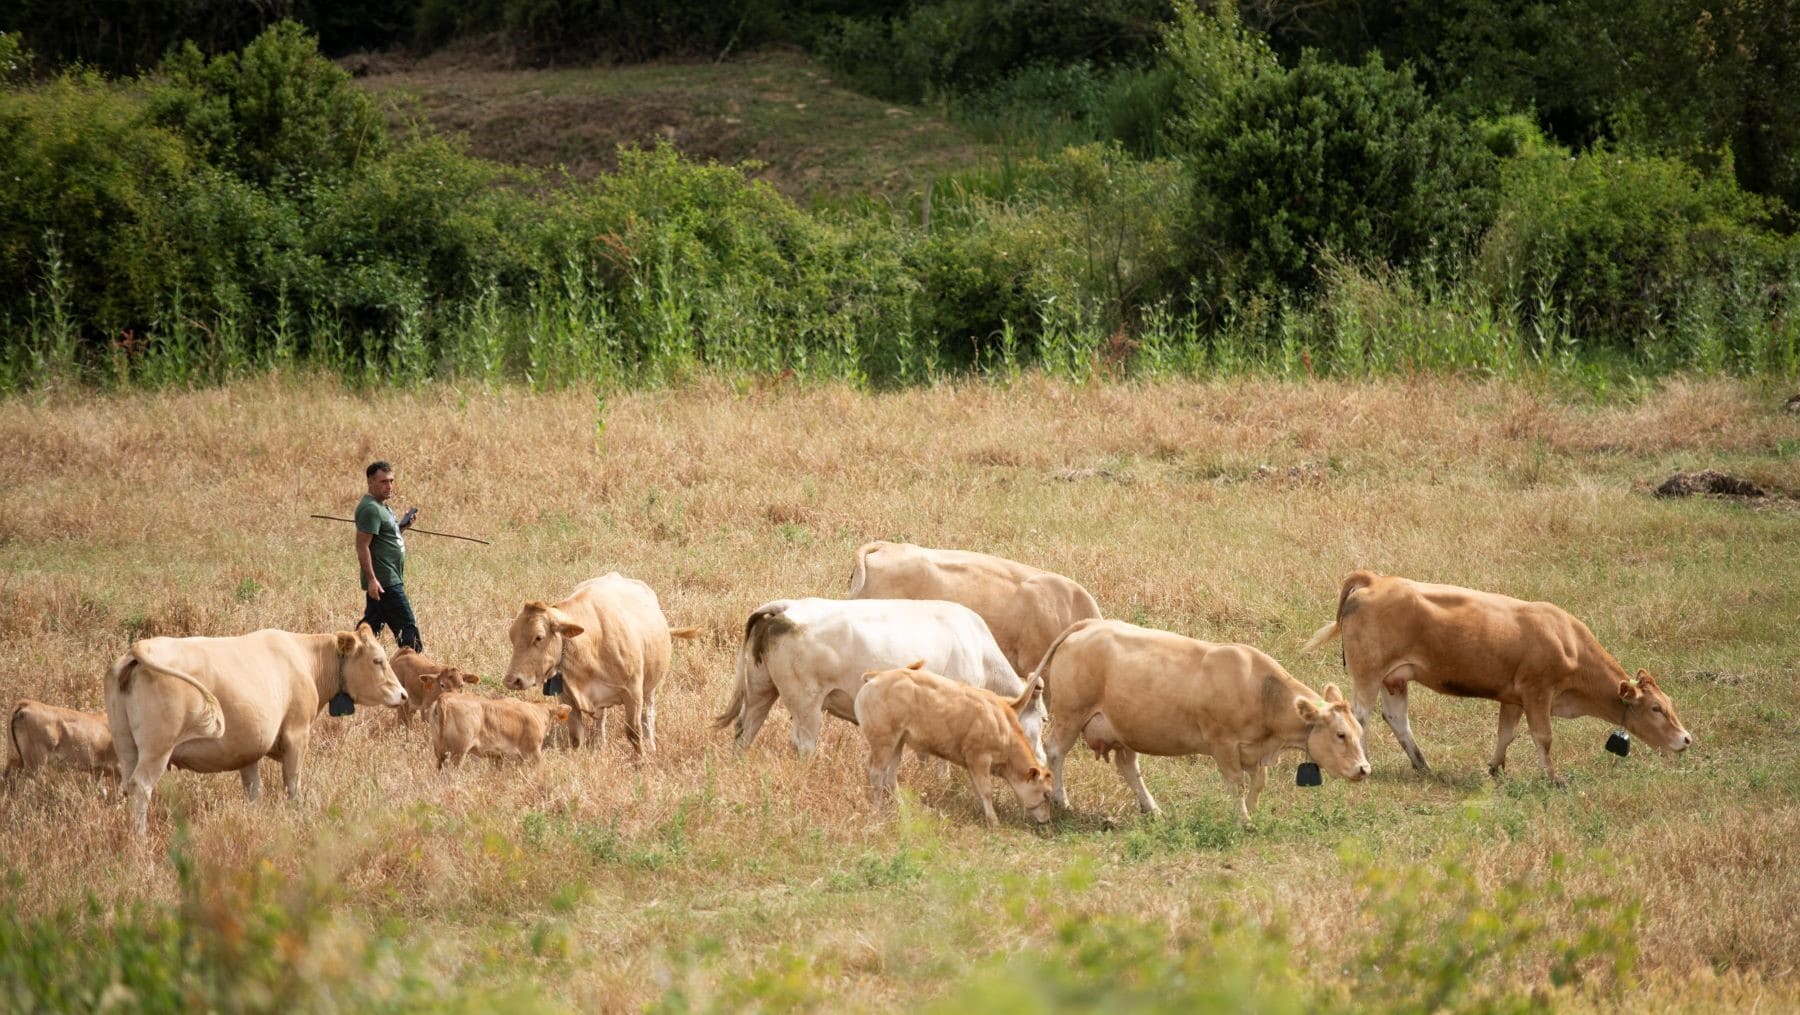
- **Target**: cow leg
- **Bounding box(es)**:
[1489,703,1524,777]
[1379,678,1431,772]
[1044,713,1084,810]
[280,731,309,801]
[620,689,647,758]
[642,683,659,753]
[1114,747,1161,816]
[1213,756,1250,824]
[123,747,175,837]
[239,763,261,802]
[964,753,1000,825]
[1523,695,1562,786]
[1243,762,1269,818]
[732,670,781,752]
[786,691,827,757]
[866,731,904,801]
[564,705,586,750]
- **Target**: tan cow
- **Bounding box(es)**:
[105,624,407,835]
[1302,570,1693,784]
[7,700,119,782]
[427,680,572,769]
[848,541,1102,681]
[389,648,480,726]
[502,573,700,756]
[854,661,1053,826]
[1036,618,1370,823]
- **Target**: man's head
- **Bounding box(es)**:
[366,461,395,502]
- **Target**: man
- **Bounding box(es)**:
[356,460,423,652]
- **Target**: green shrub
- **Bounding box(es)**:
[1183,50,1498,300]
[1479,144,1800,363]
[146,21,388,195]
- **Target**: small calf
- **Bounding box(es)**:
[854,661,1053,826]
[7,700,119,781]
[425,677,571,769]
[390,649,482,726]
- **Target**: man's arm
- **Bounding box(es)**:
[356,530,383,599]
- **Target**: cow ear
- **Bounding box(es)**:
[335,631,358,655]
[557,622,585,639]
[1027,767,1045,780]
[1618,679,1641,702]
[905,659,926,670]
[1322,683,1346,705]
[1635,668,1658,688]
[1296,697,1325,725]
[464,672,480,684]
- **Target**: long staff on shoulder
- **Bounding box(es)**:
[308,514,492,545]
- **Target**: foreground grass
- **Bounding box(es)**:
[2,373,1797,1010]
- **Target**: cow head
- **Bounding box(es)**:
[505,601,586,691]
[1297,683,1370,782]
[1620,669,1692,753]
[335,624,407,707]
[1004,765,1055,825]
[415,667,478,714]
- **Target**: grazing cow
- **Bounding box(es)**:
[1036,618,1370,823]
[7,700,119,782]
[427,681,572,769]
[1302,570,1693,784]
[713,597,1044,758]
[848,541,1102,681]
[105,623,407,836]
[389,648,480,726]
[502,573,700,757]
[855,661,1053,826]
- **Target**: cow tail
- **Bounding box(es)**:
[1303,570,1378,653]
[1028,618,1095,703]
[1009,669,1043,714]
[6,701,25,773]
[129,648,226,739]
[712,646,746,732]
[669,626,702,641]
[847,543,877,597]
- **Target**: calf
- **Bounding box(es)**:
[1302,570,1693,784]
[428,681,572,769]
[854,661,1052,826]
[389,648,481,726]
[1036,618,1369,823]
[8,700,119,782]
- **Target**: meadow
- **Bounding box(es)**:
[2,372,1798,1011]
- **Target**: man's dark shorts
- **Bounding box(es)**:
[360,583,422,652]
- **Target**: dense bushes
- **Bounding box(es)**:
[3,16,1797,392]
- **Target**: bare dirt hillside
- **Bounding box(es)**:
[354,48,981,200]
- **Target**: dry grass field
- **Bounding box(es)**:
[2,373,1798,1011]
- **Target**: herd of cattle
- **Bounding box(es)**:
[7,541,1693,836]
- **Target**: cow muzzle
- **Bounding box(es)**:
[504,674,530,691]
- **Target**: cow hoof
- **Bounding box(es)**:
[1099,817,1117,831]
[1487,764,1504,779]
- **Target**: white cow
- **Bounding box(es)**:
[713,597,1043,758]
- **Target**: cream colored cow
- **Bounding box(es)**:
[855,661,1052,826]
[105,624,406,835]
[1036,618,1369,823]
[848,541,1101,681]
[1302,570,1692,783]
[7,700,118,782]
[503,573,699,756]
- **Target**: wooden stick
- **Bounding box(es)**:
[309,514,491,545]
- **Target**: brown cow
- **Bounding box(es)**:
[389,648,479,726]
[1035,618,1369,823]
[7,700,119,782]
[503,573,699,756]
[853,661,1052,826]
[1302,570,1692,784]
[427,681,572,769]
[105,624,406,835]
[848,541,1102,681]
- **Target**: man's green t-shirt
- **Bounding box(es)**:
[355,494,405,590]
